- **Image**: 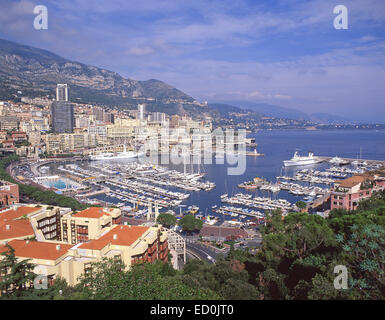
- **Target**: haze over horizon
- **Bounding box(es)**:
[0,0,384,122]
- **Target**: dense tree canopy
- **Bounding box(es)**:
[156,213,177,228]
[0,244,36,298]
[178,214,203,233]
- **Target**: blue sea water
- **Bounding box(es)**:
[168,129,385,215]
[49,129,385,220]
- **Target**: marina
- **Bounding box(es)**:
[20,130,385,228]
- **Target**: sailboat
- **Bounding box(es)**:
[352,147,364,166]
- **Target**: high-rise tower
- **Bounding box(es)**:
[51,84,74,133]
[56,84,69,101]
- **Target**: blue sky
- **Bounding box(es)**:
[0,0,385,122]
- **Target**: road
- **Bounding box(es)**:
[183,233,263,264]
[185,240,224,264]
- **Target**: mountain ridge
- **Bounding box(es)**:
[0,38,209,117]
[214,100,355,124]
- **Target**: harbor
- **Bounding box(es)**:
[13,129,385,229]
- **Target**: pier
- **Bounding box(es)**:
[319,156,385,165]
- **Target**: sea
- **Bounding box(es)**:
[47,129,385,222]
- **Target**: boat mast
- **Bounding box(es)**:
[183,151,186,175]
[191,152,193,174]
[198,152,201,174]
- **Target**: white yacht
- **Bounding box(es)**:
[90,145,144,161]
[283,152,322,167]
[329,156,349,166]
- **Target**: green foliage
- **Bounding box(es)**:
[336,224,385,299]
[156,213,177,228]
[0,244,37,298]
[328,192,385,235]
[14,140,31,148]
[178,214,203,233]
[296,201,307,209]
[180,259,259,300]
[75,258,219,300]
[12,277,74,300]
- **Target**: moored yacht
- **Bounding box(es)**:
[89,145,144,161]
[283,152,322,167]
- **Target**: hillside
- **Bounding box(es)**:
[0,38,210,118]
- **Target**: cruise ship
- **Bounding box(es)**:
[89,146,144,161]
[283,152,322,167]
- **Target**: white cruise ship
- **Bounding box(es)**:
[89,146,144,161]
[283,152,322,167]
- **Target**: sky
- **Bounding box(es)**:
[0,0,385,122]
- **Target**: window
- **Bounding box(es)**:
[84,263,92,274]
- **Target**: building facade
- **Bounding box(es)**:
[330,172,385,211]
[51,101,75,133]
[0,181,19,208]
[0,204,169,288]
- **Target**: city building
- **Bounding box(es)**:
[10,131,27,142]
[148,112,167,124]
[0,116,19,131]
[0,204,169,287]
[92,106,104,122]
[103,112,115,124]
[56,84,69,102]
[51,101,75,133]
[45,132,98,154]
[0,181,19,208]
[138,104,146,120]
[330,171,385,211]
[60,207,122,244]
[51,84,74,133]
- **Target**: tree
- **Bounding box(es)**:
[296,201,307,210]
[156,213,177,228]
[336,224,385,299]
[0,244,37,297]
[262,212,336,261]
[75,258,220,300]
[178,214,203,233]
[15,276,74,300]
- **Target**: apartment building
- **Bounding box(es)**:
[0,116,18,131]
[0,180,19,208]
[60,207,122,244]
[0,206,41,244]
[45,133,99,154]
[0,204,169,287]
[0,205,72,243]
[106,125,135,140]
[330,171,385,211]
[0,222,168,287]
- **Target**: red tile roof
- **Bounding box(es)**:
[79,225,149,250]
[0,240,72,261]
[335,175,372,188]
[72,207,111,219]
[0,220,34,240]
[0,206,41,222]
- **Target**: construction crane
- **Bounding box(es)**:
[134,200,140,212]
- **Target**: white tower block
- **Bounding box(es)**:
[147,203,152,221]
[154,203,160,221]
